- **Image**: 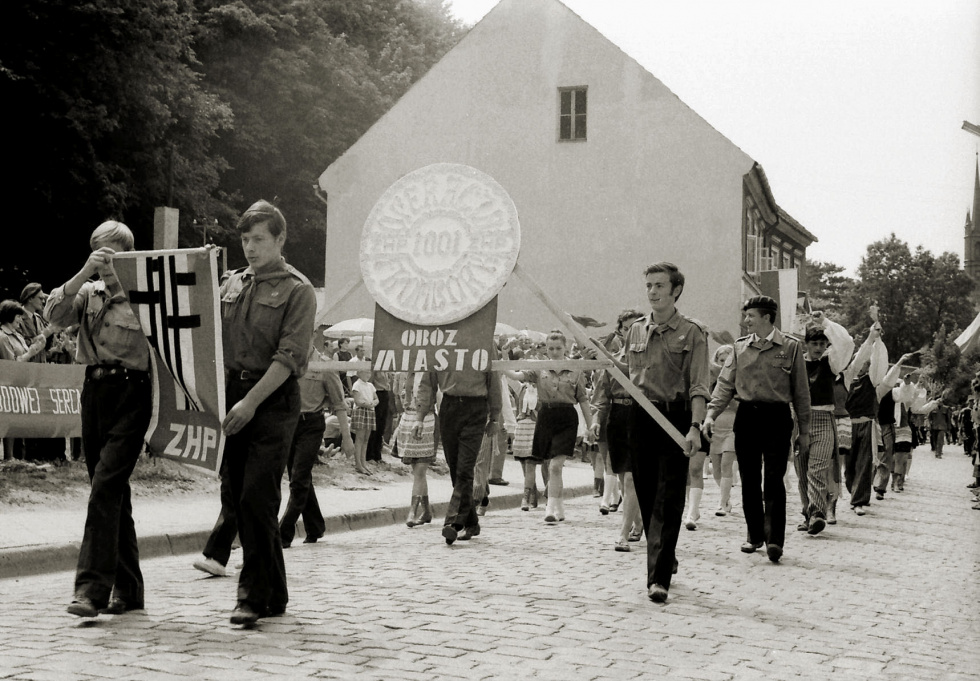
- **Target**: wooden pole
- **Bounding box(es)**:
[512,262,687,449]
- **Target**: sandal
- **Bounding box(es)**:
[614,540,630,552]
[628,528,643,542]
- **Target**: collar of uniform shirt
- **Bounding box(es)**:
[243,257,290,282]
[644,309,681,336]
[750,327,778,346]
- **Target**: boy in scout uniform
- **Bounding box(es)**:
[218,200,316,624]
[704,296,810,564]
[624,262,710,604]
[47,221,153,618]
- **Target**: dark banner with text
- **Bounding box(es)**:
[114,248,226,473]
[372,298,496,374]
[0,361,85,437]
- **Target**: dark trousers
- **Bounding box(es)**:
[222,377,300,612]
[439,395,487,529]
[279,412,327,544]
[75,370,152,606]
[203,468,238,566]
[846,420,874,507]
[366,390,390,461]
[629,403,690,591]
[734,402,793,549]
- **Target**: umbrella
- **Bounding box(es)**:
[519,329,547,343]
[494,322,520,337]
[323,317,374,336]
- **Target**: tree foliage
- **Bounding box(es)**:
[0,0,463,298]
[801,259,852,319]
[840,234,976,358]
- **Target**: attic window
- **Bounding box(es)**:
[559,87,587,141]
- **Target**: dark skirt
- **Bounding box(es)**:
[531,404,578,461]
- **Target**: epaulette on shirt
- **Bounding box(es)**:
[220,266,247,285]
[284,263,313,288]
[682,316,708,334]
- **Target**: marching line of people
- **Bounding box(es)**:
[42,204,974,623]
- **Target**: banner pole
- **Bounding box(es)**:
[512,263,687,449]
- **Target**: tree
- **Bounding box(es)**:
[192,0,465,284]
[0,0,233,299]
[800,259,852,318]
[841,234,975,358]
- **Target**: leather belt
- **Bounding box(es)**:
[86,365,146,381]
[611,398,633,406]
[227,369,263,382]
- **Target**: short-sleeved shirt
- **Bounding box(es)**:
[708,327,811,434]
[521,369,589,406]
[220,259,316,378]
[299,368,347,415]
[45,275,150,371]
[624,310,710,404]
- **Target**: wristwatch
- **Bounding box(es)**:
[690,421,702,430]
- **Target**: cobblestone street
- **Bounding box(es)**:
[0,446,977,681]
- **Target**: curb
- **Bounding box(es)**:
[0,483,595,580]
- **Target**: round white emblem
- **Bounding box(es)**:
[360,163,521,326]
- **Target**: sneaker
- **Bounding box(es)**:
[192,556,227,577]
[852,506,866,516]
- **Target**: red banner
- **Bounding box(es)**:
[0,361,85,437]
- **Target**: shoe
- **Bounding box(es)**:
[827,507,837,525]
[100,597,144,615]
[544,512,557,523]
[262,604,286,618]
[303,534,321,544]
[972,502,980,510]
[614,540,630,552]
[458,525,481,540]
[488,478,509,486]
[807,517,826,535]
[530,487,539,509]
[476,505,487,517]
[852,506,866,516]
[766,544,783,563]
[609,497,622,512]
[628,528,643,542]
[897,486,904,492]
[67,596,99,618]
[648,584,668,603]
[968,482,980,489]
[417,497,433,524]
[685,518,697,531]
[406,495,422,527]
[599,504,609,515]
[442,525,458,545]
[715,505,729,517]
[741,541,763,553]
[281,539,292,549]
[875,492,884,501]
[521,489,531,511]
[230,602,260,625]
[193,556,227,577]
[797,520,809,532]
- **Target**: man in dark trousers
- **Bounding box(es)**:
[414,359,501,545]
[623,262,709,603]
[212,200,316,625]
[704,295,810,564]
[47,221,153,618]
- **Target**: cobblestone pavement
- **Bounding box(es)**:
[0,445,977,681]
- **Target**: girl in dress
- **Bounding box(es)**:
[350,369,379,475]
[397,372,437,526]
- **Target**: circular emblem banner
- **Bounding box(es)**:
[360,163,521,326]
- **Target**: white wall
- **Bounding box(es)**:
[319,0,755,339]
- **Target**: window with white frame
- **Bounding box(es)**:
[559,87,587,141]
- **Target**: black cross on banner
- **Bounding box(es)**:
[129,255,203,411]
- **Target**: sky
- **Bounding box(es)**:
[446,0,980,275]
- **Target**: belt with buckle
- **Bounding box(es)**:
[611,398,633,406]
[228,369,262,382]
[87,365,145,381]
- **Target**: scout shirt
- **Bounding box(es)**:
[518,368,589,406]
[592,363,632,426]
[300,364,348,417]
[623,310,711,405]
[415,365,503,422]
[707,327,811,436]
[45,271,150,372]
[220,259,316,378]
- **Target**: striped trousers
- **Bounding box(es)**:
[794,410,837,519]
